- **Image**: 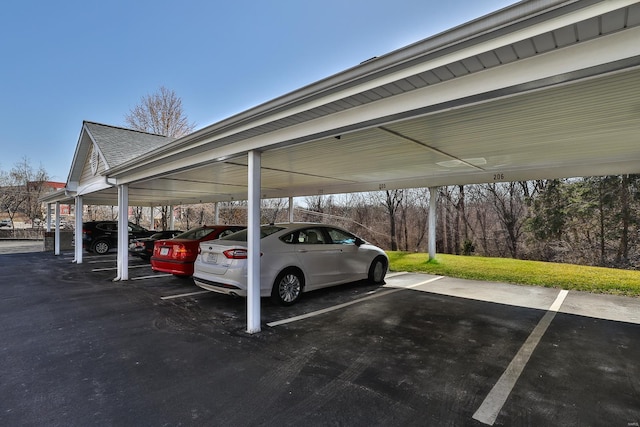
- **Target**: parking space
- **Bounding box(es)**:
[1,249,639,426]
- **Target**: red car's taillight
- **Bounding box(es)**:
[223,249,248,259]
[173,244,192,260]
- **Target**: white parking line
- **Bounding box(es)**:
[131,274,172,281]
[384,275,444,290]
[472,289,569,425]
[267,276,444,327]
[161,290,211,300]
[91,264,151,272]
[385,271,410,279]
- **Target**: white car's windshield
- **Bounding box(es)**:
[220,226,284,242]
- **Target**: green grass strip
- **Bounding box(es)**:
[387,252,640,297]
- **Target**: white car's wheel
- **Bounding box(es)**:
[368,256,387,284]
[271,269,304,306]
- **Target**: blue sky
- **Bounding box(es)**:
[0,0,515,182]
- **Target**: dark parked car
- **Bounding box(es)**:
[82,221,156,255]
[129,230,183,261]
[0,219,11,228]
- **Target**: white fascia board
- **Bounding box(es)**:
[112,27,640,186]
[66,124,90,184]
[39,188,74,204]
[77,176,114,196]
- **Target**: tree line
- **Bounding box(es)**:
[147,175,637,270]
[291,176,640,270]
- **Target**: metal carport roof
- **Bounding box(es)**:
[42,0,640,332]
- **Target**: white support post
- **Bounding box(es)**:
[74,196,83,264]
[214,202,220,224]
[246,150,262,334]
[149,205,155,230]
[168,205,175,229]
[54,202,61,256]
[46,203,52,232]
[116,184,129,281]
[428,187,438,261]
[288,196,294,222]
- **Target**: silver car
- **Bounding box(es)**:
[193,223,388,305]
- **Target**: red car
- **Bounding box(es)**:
[151,225,245,276]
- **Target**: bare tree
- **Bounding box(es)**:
[404,188,430,252]
[261,198,288,224]
[125,86,196,138]
[125,86,196,229]
[381,189,403,251]
[486,182,528,258]
[0,169,24,229]
[0,157,49,229]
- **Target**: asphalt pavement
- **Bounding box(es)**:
[0,239,44,254]
[0,243,639,426]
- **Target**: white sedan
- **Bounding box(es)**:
[193,223,388,305]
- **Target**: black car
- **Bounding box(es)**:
[82,221,156,255]
[129,230,183,261]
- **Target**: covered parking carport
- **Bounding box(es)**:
[42,0,640,333]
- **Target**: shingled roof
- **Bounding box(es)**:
[83,121,175,169]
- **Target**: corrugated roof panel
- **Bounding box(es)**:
[395,78,419,91]
[432,66,455,81]
[461,56,485,73]
[601,8,627,34]
[347,93,368,105]
[335,98,358,109]
[301,109,322,120]
[345,95,368,107]
[357,90,383,102]
[628,3,640,26]
[263,127,454,184]
[531,32,556,53]
[405,74,429,88]
[477,50,503,67]
[416,70,441,85]
[379,82,406,96]
[371,86,394,98]
[378,70,640,175]
[512,39,537,58]
[316,104,342,115]
[553,25,577,47]
[576,17,600,40]
[446,61,470,77]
